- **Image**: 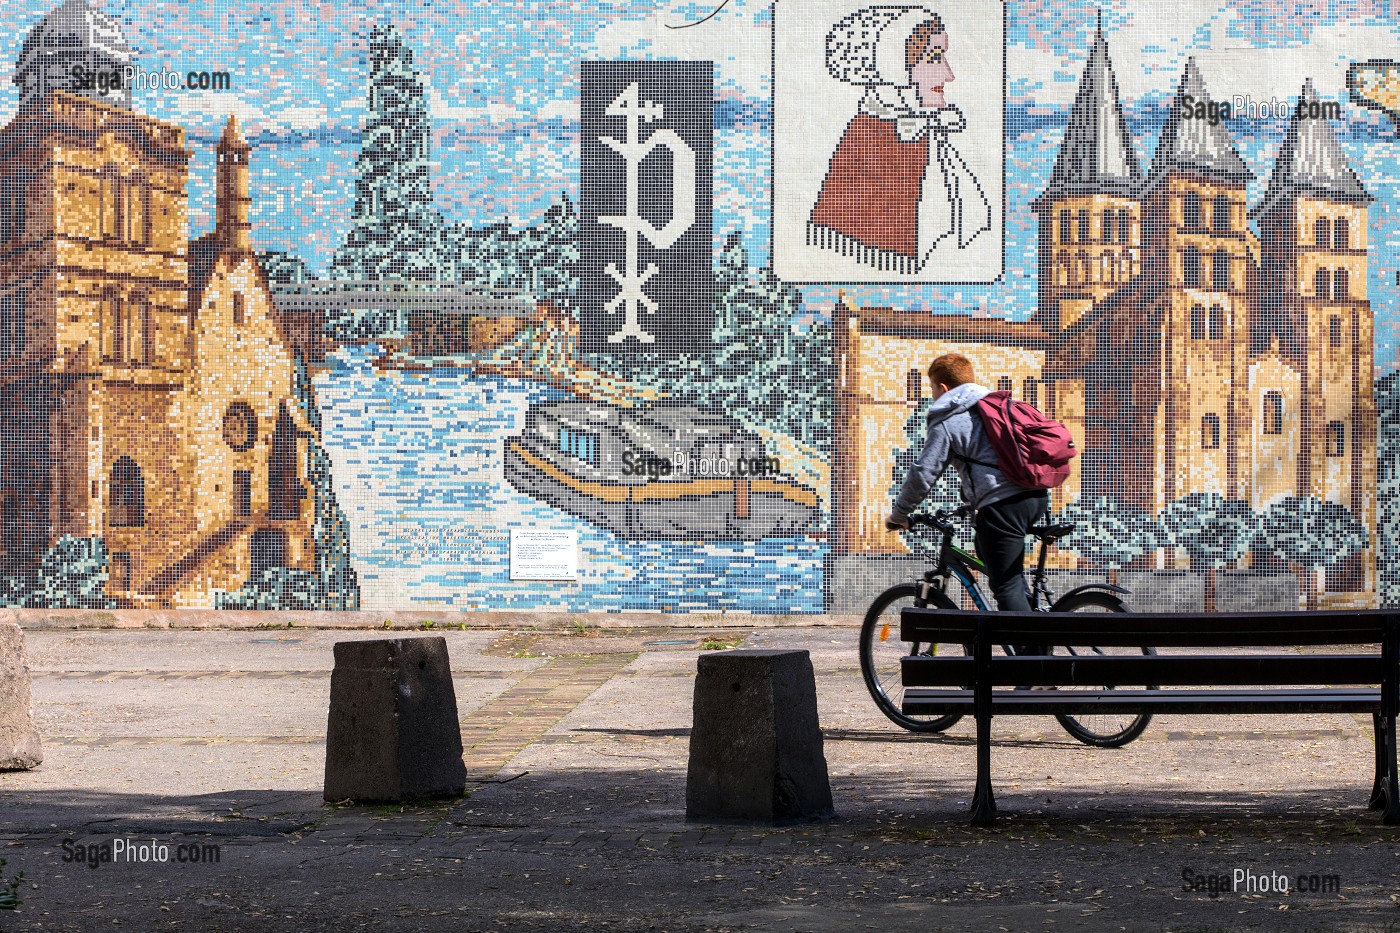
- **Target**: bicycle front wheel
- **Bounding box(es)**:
[1048,591,1156,748]
[859,583,966,733]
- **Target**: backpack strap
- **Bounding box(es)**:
[957,454,1000,470]
[958,402,1001,471]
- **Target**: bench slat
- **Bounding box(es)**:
[903,687,1383,716]
[900,607,1397,648]
[901,654,1384,687]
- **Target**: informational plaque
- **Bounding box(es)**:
[509,529,579,581]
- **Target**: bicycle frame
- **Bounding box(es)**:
[919,531,993,610]
[911,511,1128,612]
[863,509,1152,748]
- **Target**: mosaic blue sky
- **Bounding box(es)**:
[5,0,1399,362]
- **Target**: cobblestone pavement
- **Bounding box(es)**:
[0,626,1398,932]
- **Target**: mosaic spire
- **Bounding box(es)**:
[1253,79,1371,218]
[1146,59,1252,187]
[1040,17,1141,200]
[14,0,135,111]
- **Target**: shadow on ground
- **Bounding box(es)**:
[2,769,1397,933]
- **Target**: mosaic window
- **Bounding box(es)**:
[1202,414,1221,450]
[1263,393,1284,436]
[108,458,144,528]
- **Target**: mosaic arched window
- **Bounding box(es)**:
[905,370,922,402]
[108,456,144,527]
[1201,413,1221,450]
[1333,268,1349,299]
[1183,247,1201,287]
[1212,250,1230,290]
[1213,194,1231,233]
[1208,306,1225,341]
[1183,191,1201,230]
[1333,218,1349,249]
[1262,392,1283,435]
[1190,305,1206,340]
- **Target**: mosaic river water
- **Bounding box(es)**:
[313,346,828,613]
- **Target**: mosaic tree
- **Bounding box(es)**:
[1382,490,1400,607]
[1160,492,1259,611]
[0,536,114,609]
[1057,495,1162,575]
[1256,495,1369,610]
[443,194,579,305]
[684,231,832,453]
[589,231,833,457]
[330,24,443,283]
[259,250,314,286]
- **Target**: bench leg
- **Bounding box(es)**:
[1375,713,1400,825]
[1371,713,1387,811]
[970,710,997,826]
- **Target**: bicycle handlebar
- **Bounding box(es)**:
[903,507,971,533]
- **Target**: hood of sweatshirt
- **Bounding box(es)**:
[926,382,991,427]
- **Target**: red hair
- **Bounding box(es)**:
[928,353,974,388]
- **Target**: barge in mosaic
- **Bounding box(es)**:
[504,401,820,540]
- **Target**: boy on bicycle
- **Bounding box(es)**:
[884,353,1048,614]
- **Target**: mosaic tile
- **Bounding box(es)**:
[0,0,1392,613]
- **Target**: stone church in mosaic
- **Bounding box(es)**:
[834,22,1377,604]
[0,0,315,607]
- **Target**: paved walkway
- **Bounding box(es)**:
[1,626,1397,932]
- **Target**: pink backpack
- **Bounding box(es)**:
[973,390,1077,489]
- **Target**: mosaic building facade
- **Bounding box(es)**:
[833,24,1378,606]
[0,0,322,608]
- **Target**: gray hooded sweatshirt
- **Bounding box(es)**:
[890,382,1028,518]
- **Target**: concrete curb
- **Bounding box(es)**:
[10,608,865,631]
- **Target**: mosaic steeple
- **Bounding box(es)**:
[1040,15,1142,200]
[1145,59,1252,188]
[1252,79,1372,219]
[14,0,134,111]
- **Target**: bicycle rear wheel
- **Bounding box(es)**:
[859,583,967,733]
[1048,591,1156,748]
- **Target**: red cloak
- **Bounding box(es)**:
[808,112,929,272]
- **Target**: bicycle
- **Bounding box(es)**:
[859,507,1157,747]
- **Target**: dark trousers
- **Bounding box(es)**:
[974,491,1049,653]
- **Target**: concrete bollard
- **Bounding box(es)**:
[686,649,835,825]
[323,637,466,803]
[0,621,42,771]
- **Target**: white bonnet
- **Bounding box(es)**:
[825,5,944,87]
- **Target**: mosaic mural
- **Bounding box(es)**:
[0,0,1397,613]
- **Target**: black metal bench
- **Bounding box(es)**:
[899,608,1400,826]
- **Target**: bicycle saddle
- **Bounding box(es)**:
[1030,522,1076,540]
